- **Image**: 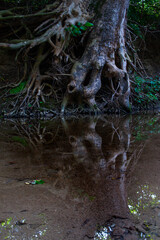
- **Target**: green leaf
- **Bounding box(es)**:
[12,136,27,147]
[1,222,5,227]
[35,180,45,184]
[77,22,82,26]
[9,81,27,94]
[71,31,77,37]
[73,29,81,35]
[72,25,79,30]
[25,179,45,185]
[80,26,88,31]
[28,103,32,107]
[84,22,94,27]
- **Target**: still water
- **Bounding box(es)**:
[0,115,160,240]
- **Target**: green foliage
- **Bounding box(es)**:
[9,81,26,95]
[128,184,160,239]
[128,0,160,36]
[34,179,44,184]
[128,184,160,214]
[0,217,47,239]
[65,22,93,37]
[1,217,12,227]
[133,116,160,141]
[133,74,160,104]
[12,136,27,146]
[129,23,144,39]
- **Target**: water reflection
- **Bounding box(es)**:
[127,126,160,240]
[0,116,160,239]
[128,185,160,216]
[0,217,47,240]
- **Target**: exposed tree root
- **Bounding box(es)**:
[0,0,146,115]
[0,0,92,114]
[61,0,131,114]
[20,44,51,108]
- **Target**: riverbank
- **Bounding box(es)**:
[0,115,160,239]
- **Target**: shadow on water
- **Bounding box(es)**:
[0,115,160,239]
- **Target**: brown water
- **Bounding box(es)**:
[0,115,160,240]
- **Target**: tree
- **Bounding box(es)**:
[61,0,131,113]
[0,0,131,114]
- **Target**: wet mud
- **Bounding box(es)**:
[0,115,160,239]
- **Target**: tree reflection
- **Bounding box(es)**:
[61,117,140,239]
[0,116,157,239]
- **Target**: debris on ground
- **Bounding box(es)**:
[25,180,45,185]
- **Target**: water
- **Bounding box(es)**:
[0,115,160,240]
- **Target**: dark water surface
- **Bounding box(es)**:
[0,115,160,240]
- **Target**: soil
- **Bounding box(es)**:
[0,116,160,239]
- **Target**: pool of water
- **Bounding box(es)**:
[0,115,160,239]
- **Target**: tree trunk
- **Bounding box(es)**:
[0,0,131,114]
[62,0,131,113]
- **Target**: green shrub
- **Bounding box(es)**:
[65,22,94,37]
[128,0,160,36]
[133,74,160,104]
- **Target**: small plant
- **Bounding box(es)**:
[12,136,28,146]
[65,22,94,37]
[9,81,27,95]
[133,74,160,104]
[129,23,144,39]
[133,116,160,141]
[128,0,160,32]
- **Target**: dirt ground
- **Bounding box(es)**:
[0,116,160,239]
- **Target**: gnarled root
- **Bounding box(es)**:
[61,40,106,114]
[61,0,131,114]
[61,42,131,114]
[104,61,130,111]
[0,0,90,113]
[20,45,51,108]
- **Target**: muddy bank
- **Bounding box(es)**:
[0,116,160,239]
[0,103,160,118]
